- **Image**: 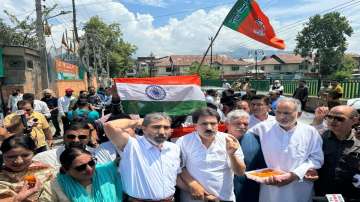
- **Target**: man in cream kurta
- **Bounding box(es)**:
[249,98,324,202]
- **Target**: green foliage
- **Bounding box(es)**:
[187,62,221,79]
[330,55,359,80]
[81,16,137,78]
[341,55,359,71]
[294,12,353,76]
[0,5,57,48]
[330,70,352,80]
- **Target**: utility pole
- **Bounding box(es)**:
[98,46,103,86]
[106,53,110,85]
[209,36,213,69]
[72,0,79,43]
[249,49,263,79]
[35,0,49,89]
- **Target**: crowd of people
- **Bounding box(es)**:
[0,81,358,202]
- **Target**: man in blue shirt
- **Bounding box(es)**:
[67,99,100,124]
[226,109,266,202]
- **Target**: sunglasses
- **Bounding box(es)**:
[325,115,346,122]
[66,134,88,140]
[73,158,96,172]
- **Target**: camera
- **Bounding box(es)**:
[16,110,38,135]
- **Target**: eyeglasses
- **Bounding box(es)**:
[73,158,96,172]
[325,115,346,122]
[66,134,88,140]
[4,153,33,162]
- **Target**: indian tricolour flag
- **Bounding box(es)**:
[114,75,206,116]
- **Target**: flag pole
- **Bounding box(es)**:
[197,22,225,73]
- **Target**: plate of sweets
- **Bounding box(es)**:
[245,168,285,183]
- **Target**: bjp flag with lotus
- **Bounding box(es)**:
[223,0,285,49]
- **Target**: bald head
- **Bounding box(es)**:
[327,105,358,139]
[330,105,358,118]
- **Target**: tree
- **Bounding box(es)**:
[294,12,353,77]
[330,55,359,80]
[0,5,57,48]
[187,62,221,79]
[81,16,137,78]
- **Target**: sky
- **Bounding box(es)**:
[1,0,359,57]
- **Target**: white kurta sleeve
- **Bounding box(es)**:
[291,130,324,180]
[58,98,65,116]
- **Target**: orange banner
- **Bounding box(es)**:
[55,59,78,75]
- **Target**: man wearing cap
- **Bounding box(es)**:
[270,80,284,95]
[58,88,76,131]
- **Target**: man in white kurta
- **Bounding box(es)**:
[177,108,246,202]
[249,98,324,202]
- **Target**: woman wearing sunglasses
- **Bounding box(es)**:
[51,145,122,202]
[0,134,55,201]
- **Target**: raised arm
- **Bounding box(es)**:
[103,118,142,150]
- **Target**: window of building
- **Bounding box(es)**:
[231,66,240,71]
[299,63,308,70]
[26,60,34,69]
[274,65,281,71]
[8,56,25,70]
[260,66,265,70]
[166,67,172,72]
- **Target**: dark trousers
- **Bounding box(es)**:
[61,115,70,132]
[51,110,61,135]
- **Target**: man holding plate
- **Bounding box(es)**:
[248,97,324,202]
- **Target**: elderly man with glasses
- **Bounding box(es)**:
[33,121,95,170]
[315,105,360,201]
[248,97,324,202]
[226,110,266,202]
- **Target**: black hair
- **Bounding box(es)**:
[206,89,217,97]
[22,93,35,101]
[77,98,89,108]
[192,107,220,123]
[222,89,234,98]
[109,97,124,115]
[59,146,92,173]
[65,121,90,133]
[17,100,34,109]
[0,134,36,154]
[250,94,270,105]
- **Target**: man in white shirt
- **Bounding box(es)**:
[7,89,22,113]
[104,112,181,201]
[58,88,76,130]
[33,121,95,170]
[177,108,246,202]
[12,93,51,118]
[249,97,324,202]
[249,94,275,128]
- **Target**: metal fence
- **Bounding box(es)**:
[202,79,360,99]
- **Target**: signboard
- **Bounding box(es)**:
[0,48,4,77]
[55,59,79,80]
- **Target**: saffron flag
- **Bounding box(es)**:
[114,75,206,116]
[223,0,285,49]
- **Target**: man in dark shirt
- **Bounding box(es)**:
[293,80,308,111]
[226,109,266,202]
[41,89,61,137]
[315,105,360,201]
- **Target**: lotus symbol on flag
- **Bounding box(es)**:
[145,85,167,100]
[254,19,265,36]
